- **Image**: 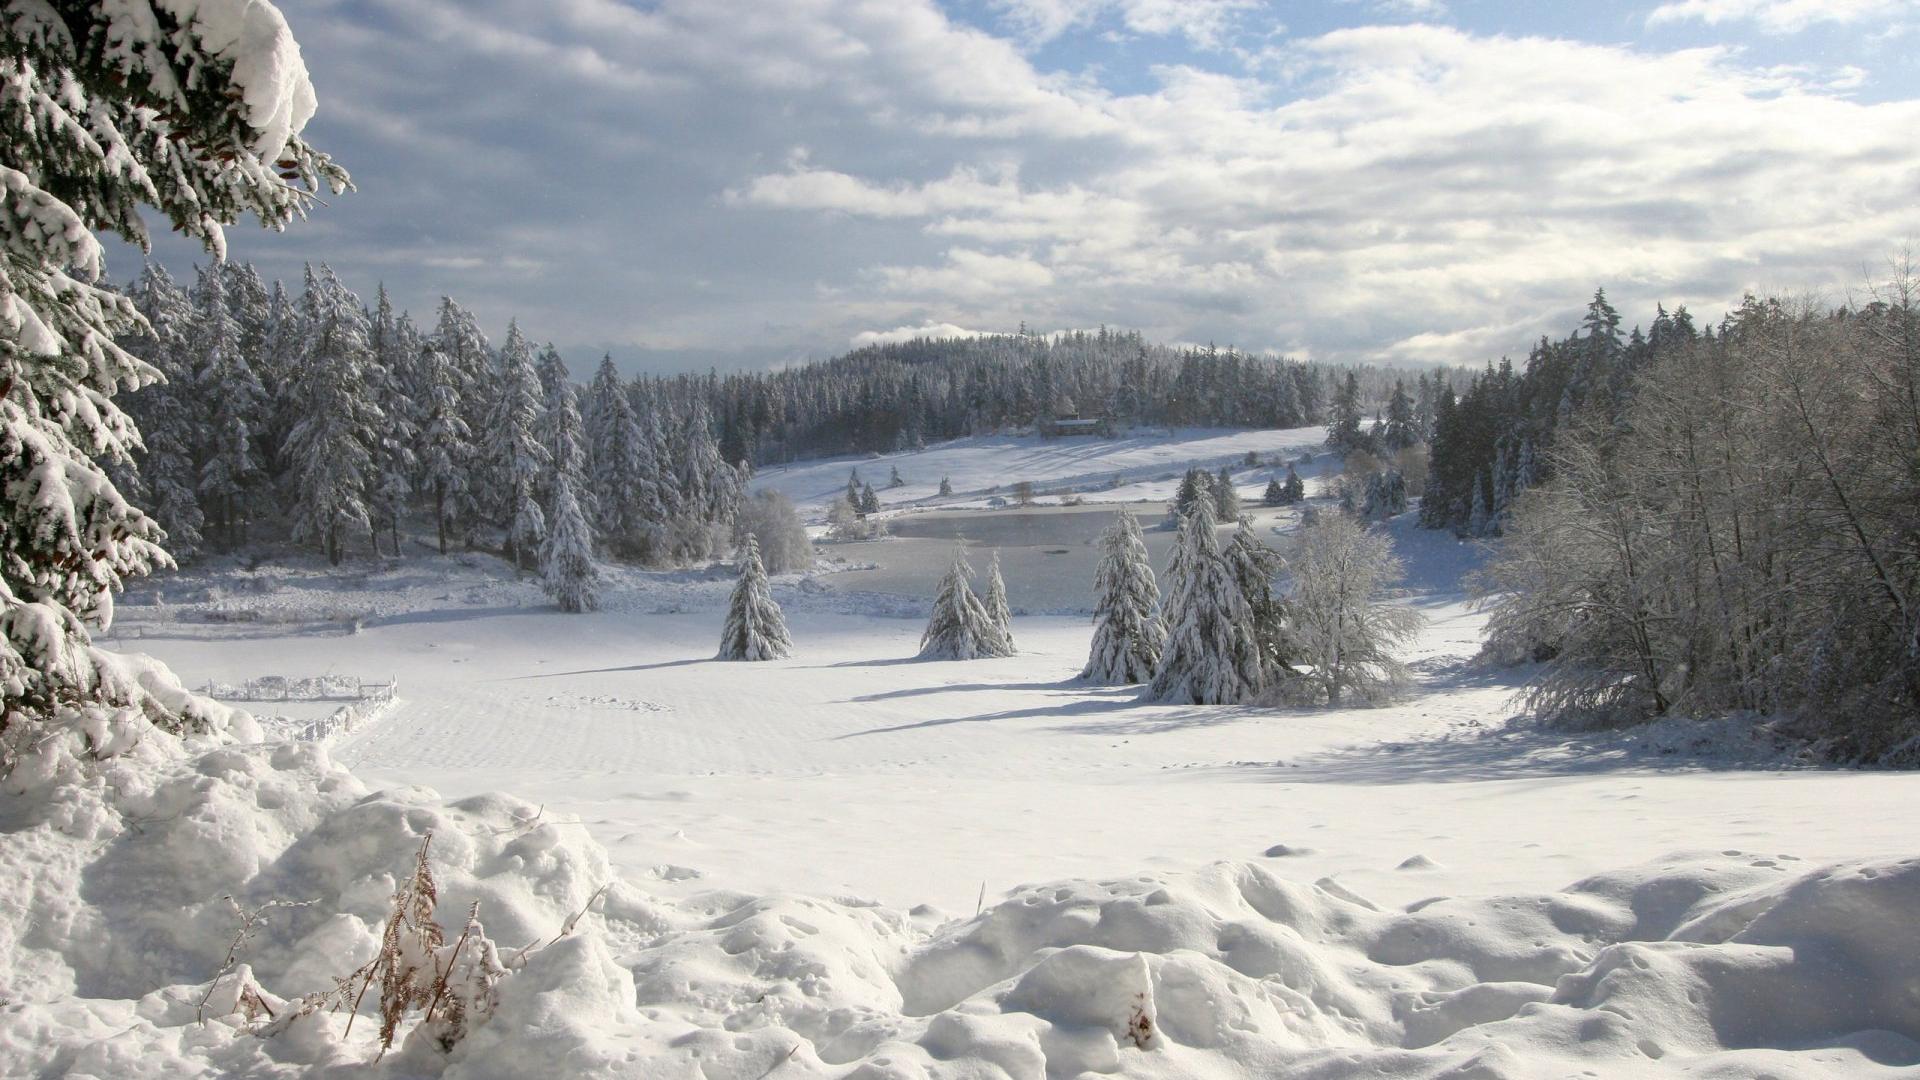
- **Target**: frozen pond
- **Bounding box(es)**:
[819,501,1303,613]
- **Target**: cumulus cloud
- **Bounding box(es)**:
[147,0,1920,375]
[990,0,1262,48]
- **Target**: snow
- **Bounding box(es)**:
[7,427,1920,1076]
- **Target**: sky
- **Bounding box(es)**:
[129,0,1920,375]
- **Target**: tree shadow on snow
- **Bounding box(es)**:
[833,688,1139,738]
[502,657,716,680]
[844,679,1079,702]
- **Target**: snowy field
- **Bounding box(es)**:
[16,427,1920,1077]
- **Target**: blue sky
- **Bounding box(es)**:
[128,0,1920,374]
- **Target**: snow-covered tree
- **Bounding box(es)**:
[1083,510,1166,683]
[939,475,953,497]
[1361,470,1408,521]
[1214,466,1241,520]
[284,266,379,565]
[1263,478,1285,507]
[587,357,663,561]
[1282,512,1420,706]
[410,339,471,554]
[540,471,600,613]
[485,323,549,569]
[431,297,491,542]
[1169,467,1212,525]
[1148,495,1263,704]
[364,286,416,556]
[717,536,791,660]
[858,482,881,516]
[1281,465,1306,504]
[920,553,1013,660]
[192,262,265,550]
[0,0,346,747]
[536,345,586,502]
[1327,372,1366,454]
[735,490,813,574]
[982,550,1014,653]
[120,265,204,557]
[888,465,904,488]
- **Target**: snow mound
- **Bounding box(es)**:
[2,737,1916,1077]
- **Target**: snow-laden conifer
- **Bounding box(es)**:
[121,265,205,557]
[540,472,600,614]
[1083,510,1166,683]
[411,340,471,554]
[1214,466,1241,520]
[718,536,792,661]
[284,266,380,565]
[486,322,549,569]
[587,356,664,560]
[982,550,1015,653]
[1148,495,1263,704]
[193,262,266,550]
[920,552,1014,660]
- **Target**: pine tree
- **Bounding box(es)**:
[284,266,380,566]
[1083,510,1166,683]
[888,465,904,488]
[431,297,491,543]
[364,286,416,556]
[1281,465,1306,504]
[982,550,1014,652]
[120,265,205,558]
[1382,380,1418,451]
[1327,372,1365,454]
[412,340,471,554]
[192,262,265,550]
[1214,465,1241,520]
[486,322,549,569]
[859,482,881,515]
[1226,519,1296,682]
[717,536,792,660]
[536,346,588,515]
[1264,478,1286,507]
[589,361,664,561]
[920,553,1013,660]
[939,475,954,497]
[1169,467,1212,525]
[540,471,600,613]
[1148,495,1263,704]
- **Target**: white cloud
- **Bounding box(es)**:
[193,1,1920,373]
[1646,0,1916,34]
[990,0,1263,49]
[850,322,993,347]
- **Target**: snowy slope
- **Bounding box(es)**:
[753,426,1331,514]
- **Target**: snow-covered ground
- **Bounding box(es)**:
[8,428,1919,1077]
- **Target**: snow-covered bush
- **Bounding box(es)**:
[735,490,813,573]
[1279,513,1420,706]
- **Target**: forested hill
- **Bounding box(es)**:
[651,329,1464,465]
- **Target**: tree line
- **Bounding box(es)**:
[1432,283,1920,763]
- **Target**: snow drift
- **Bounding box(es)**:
[1,724,1915,1078]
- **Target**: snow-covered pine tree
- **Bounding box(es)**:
[717,536,792,660]
[1214,465,1241,520]
[540,471,600,613]
[846,469,862,505]
[1147,494,1263,704]
[587,357,664,561]
[485,322,549,569]
[536,346,588,512]
[364,286,416,556]
[982,550,1014,653]
[284,266,380,565]
[1281,465,1305,504]
[888,465,904,488]
[1083,510,1166,683]
[0,0,349,737]
[1226,519,1296,682]
[431,297,491,544]
[859,482,881,516]
[939,475,953,497]
[411,339,471,554]
[1361,470,1408,521]
[920,553,1013,660]
[192,261,265,550]
[1168,466,1212,525]
[1263,478,1285,507]
[120,265,205,557]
